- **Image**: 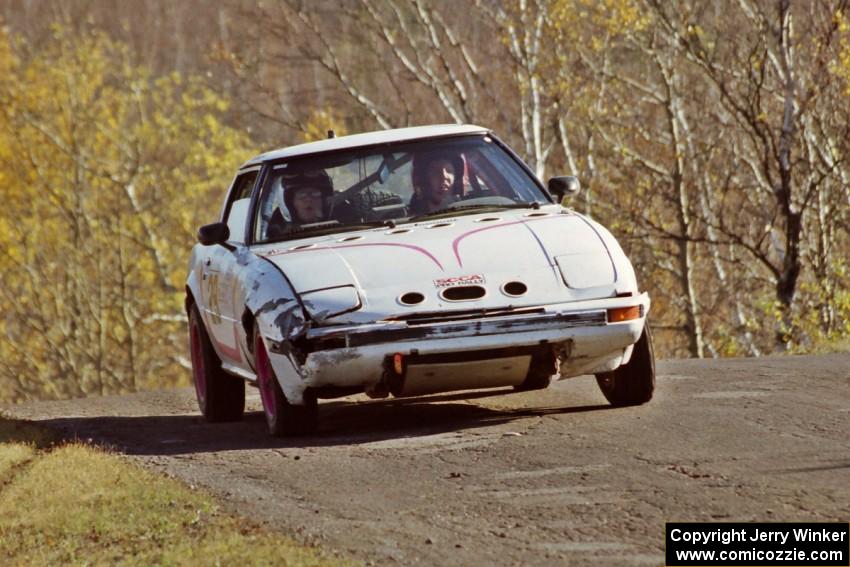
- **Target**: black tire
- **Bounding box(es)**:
[514,352,555,392]
[255,328,318,437]
[595,325,655,406]
[188,305,245,422]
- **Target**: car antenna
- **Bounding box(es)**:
[327,129,335,139]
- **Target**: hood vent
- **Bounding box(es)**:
[441,285,486,301]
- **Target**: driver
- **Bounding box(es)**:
[283,170,333,224]
[409,152,465,215]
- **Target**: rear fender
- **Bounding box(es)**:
[186,246,204,314]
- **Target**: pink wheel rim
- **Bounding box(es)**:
[255,336,277,422]
[190,321,206,408]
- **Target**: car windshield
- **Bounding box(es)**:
[252,135,549,243]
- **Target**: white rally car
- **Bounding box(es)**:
[187,125,654,436]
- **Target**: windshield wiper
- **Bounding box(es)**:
[265,219,396,243]
[498,201,541,210]
[336,219,398,231]
[408,201,540,222]
[267,224,347,241]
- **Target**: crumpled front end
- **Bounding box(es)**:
[264,293,650,404]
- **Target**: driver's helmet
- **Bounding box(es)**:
[281,169,334,221]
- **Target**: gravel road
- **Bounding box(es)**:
[4,353,849,566]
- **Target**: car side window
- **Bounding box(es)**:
[223,170,258,244]
[254,170,287,243]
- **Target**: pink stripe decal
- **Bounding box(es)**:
[452,215,568,267]
[268,242,444,270]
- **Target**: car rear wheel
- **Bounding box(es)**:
[254,329,318,437]
[595,324,655,406]
[189,305,245,422]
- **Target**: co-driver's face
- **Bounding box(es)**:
[293,188,324,223]
[426,159,456,202]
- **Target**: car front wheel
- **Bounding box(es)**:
[254,329,318,437]
[189,305,245,422]
[595,324,655,406]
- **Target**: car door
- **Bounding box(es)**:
[201,168,259,366]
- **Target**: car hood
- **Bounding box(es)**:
[255,208,629,324]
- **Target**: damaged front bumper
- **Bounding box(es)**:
[265,293,650,404]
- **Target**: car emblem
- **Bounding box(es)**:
[434,274,485,288]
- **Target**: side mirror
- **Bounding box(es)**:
[547,176,581,201]
[197,222,230,246]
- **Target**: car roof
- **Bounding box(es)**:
[240,124,491,169]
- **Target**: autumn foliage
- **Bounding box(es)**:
[0,26,251,401]
[1,1,849,403]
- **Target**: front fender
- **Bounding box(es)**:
[242,256,307,344]
[580,216,639,294]
[241,255,311,404]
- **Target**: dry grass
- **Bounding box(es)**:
[0,419,350,567]
[804,336,850,355]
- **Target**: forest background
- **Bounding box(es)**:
[1,0,848,402]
